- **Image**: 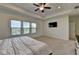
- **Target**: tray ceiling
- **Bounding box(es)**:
[0,3,79,19]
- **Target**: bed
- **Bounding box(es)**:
[0,36,53,55]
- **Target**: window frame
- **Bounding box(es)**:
[10,20,37,37]
[22,21,31,35]
[30,22,37,34]
[10,19,22,37]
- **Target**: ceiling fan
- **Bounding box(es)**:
[74,5,79,9]
[33,3,51,13]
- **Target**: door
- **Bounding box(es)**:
[69,22,76,39]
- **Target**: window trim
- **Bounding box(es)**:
[10,20,22,37]
[10,20,37,37]
[30,22,37,34]
[22,21,31,35]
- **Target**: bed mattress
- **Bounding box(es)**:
[0,36,52,55]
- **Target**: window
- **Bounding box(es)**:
[31,23,37,33]
[11,20,21,35]
[10,20,37,36]
[23,22,30,34]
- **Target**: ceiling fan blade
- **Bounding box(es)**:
[39,3,43,6]
[44,7,51,9]
[35,8,39,11]
[74,6,79,9]
[42,10,44,13]
[39,3,46,6]
[33,3,39,7]
[43,3,46,5]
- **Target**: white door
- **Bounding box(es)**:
[69,22,76,39]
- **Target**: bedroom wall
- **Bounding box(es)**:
[69,16,79,36]
[43,15,69,40]
[0,13,44,39]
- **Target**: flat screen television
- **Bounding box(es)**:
[49,22,57,27]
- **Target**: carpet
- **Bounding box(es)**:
[35,36,75,55]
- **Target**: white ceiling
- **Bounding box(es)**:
[0,3,79,19]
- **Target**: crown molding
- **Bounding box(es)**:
[43,10,73,20]
[0,4,76,20]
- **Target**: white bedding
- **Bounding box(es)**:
[11,38,33,55]
[20,36,52,55]
[0,39,15,55]
[0,36,52,55]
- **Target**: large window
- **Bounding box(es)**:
[10,20,37,36]
[11,20,21,35]
[23,22,30,34]
[31,23,37,33]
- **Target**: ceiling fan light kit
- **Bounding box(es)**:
[58,6,61,9]
[33,3,51,13]
[40,6,44,10]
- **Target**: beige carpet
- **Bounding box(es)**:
[35,36,75,55]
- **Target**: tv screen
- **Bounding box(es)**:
[49,22,57,27]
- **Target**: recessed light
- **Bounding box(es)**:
[58,6,61,9]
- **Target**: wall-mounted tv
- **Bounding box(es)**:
[49,22,57,27]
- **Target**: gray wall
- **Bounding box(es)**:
[43,15,69,40]
[0,13,44,39]
[69,16,79,35]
